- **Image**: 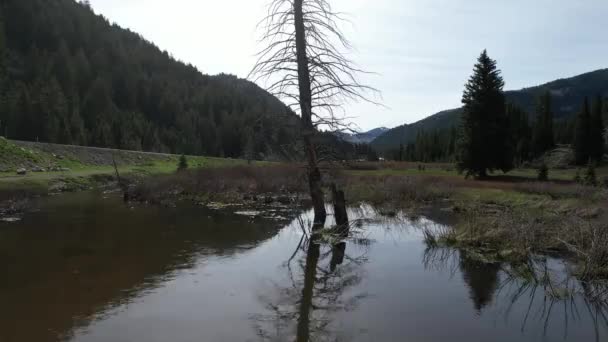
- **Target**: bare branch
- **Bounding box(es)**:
[249,0,382,129]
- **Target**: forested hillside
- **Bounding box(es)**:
[0,0,299,159]
[372,69,608,152]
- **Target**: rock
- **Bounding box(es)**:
[31,166,46,172]
[16,168,27,175]
[59,167,70,172]
[49,182,68,193]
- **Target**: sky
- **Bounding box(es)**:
[90,0,608,131]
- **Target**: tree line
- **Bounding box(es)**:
[0,0,301,159]
[388,51,606,172]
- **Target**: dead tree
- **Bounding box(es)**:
[112,154,129,201]
[250,0,380,227]
[331,183,348,235]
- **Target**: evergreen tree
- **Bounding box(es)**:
[0,10,6,137]
[532,91,554,157]
[573,97,591,165]
[457,50,510,178]
[584,161,597,186]
[537,163,548,181]
[507,103,531,165]
[554,118,575,145]
[590,95,605,162]
[178,154,188,171]
[0,0,302,159]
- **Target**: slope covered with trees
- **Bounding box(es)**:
[372,68,608,153]
[0,0,299,159]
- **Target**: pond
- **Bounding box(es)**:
[0,192,606,342]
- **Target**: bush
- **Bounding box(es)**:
[574,169,582,184]
[178,155,188,171]
[584,162,597,186]
[537,163,548,181]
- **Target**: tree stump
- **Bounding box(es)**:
[331,183,349,237]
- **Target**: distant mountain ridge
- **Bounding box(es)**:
[371,68,608,152]
[336,127,389,144]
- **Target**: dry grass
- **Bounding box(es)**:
[426,208,608,279]
[339,174,454,205]
[511,181,608,201]
[132,164,308,203]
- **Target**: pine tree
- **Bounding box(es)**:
[573,98,591,165]
[537,163,548,181]
[590,95,605,162]
[507,103,531,165]
[0,11,6,137]
[457,50,510,178]
[584,161,597,186]
[178,154,188,171]
[532,91,554,157]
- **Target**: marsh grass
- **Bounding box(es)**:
[132,164,308,203]
[423,207,608,280]
[341,174,454,206]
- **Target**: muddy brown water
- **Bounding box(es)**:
[0,192,606,342]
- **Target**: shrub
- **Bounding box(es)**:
[574,169,582,184]
[178,155,188,171]
[584,162,597,186]
[537,163,548,181]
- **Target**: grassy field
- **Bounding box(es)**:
[345,160,608,181]
[0,137,254,198]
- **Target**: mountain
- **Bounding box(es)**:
[336,127,390,144]
[0,0,299,159]
[372,69,608,152]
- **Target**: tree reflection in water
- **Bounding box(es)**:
[252,218,370,342]
[423,246,608,341]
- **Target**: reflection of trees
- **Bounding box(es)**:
[423,246,608,341]
[253,234,368,342]
[459,250,501,313]
[0,194,297,342]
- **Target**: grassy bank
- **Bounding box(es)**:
[0,137,251,201]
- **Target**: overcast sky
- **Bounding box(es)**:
[91,0,608,131]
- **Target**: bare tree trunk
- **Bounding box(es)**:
[294,0,326,227]
[112,154,129,202]
[331,183,349,236]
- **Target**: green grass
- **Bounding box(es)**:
[0,137,258,196]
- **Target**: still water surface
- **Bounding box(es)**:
[0,192,606,342]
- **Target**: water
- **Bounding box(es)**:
[0,192,606,342]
